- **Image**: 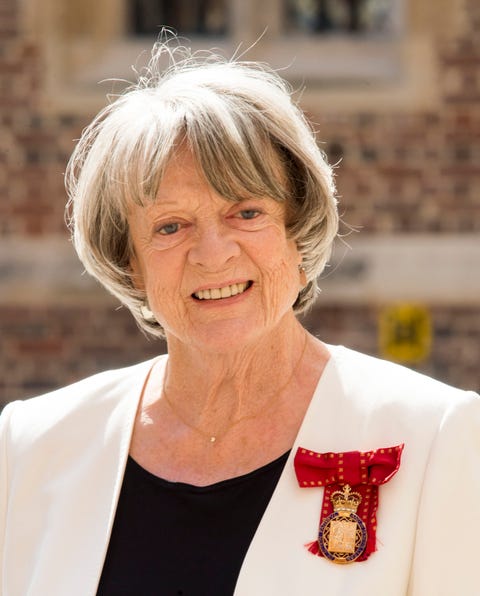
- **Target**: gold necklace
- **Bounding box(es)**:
[162,334,309,445]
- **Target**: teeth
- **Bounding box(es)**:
[194,282,249,300]
[220,286,230,298]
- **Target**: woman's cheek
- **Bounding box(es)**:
[147,284,188,331]
[259,258,300,325]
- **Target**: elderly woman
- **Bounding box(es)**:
[1,42,479,596]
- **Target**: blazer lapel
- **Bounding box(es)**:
[7,358,162,596]
[77,357,167,595]
[234,346,381,595]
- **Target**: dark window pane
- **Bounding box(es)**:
[285,0,394,35]
[130,0,228,36]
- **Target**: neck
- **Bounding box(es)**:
[162,315,311,433]
[132,315,331,483]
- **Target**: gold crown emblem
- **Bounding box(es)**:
[331,484,362,516]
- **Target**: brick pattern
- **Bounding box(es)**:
[1,304,477,406]
[0,7,479,238]
[0,0,18,38]
[0,31,85,236]
[302,305,480,393]
[317,0,480,234]
[0,108,84,236]
[0,305,166,405]
[0,0,479,405]
[318,107,480,233]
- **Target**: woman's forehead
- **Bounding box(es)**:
[159,144,204,185]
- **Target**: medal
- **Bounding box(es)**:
[294,444,404,563]
[318,484,367,563]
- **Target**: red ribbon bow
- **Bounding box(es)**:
[294,444,404,561]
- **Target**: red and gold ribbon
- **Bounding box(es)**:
[294,444,404,561]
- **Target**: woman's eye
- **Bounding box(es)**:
[157,222,180,235]
[238,209,260,220]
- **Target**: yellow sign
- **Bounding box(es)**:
[379,304,432,364]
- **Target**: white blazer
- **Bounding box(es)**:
[1,346,479,596]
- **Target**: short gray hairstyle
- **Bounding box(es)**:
[66,40,338,339]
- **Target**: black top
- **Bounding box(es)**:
[96,451,289,596]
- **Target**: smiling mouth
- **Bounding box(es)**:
[192,281,253,301]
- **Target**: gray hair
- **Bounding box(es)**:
[65,41,338,339]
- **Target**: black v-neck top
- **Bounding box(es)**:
[96,451,289,596]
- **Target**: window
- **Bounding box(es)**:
[286,0,394,35]
[129,0,228,36]
[28,0,423,114]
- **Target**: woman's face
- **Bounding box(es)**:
[129,147,303,351]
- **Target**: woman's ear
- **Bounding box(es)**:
[299,264,307,288]
[296,249,307,288]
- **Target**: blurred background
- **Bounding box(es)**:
[1,0,479,406]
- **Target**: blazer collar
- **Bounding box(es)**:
[234,345,357,594]
[36,347,350,595]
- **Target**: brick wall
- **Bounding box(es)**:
[302,306,480,392]
[319,109,480,234]
[0,305,165,402]
[2,304,477,404]
[0,0,479,406]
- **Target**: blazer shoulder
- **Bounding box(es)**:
[331,345,478,410]
[1,356,164,452]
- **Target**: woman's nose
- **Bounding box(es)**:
[187,222,241,271]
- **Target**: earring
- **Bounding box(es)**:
[299,264,307,287]
[140,302,157,323]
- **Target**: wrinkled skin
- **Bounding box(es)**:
[129,146,303,356]
[128,146,329,485]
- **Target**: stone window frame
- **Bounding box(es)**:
[22,0,440,115]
